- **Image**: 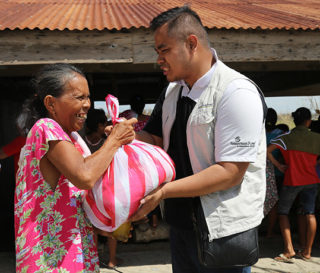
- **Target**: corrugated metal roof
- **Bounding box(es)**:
[0,0,319,31]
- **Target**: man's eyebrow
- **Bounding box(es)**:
[155,44,166,51]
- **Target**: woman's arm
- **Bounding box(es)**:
[44,118,137,190]
[267,144,287,173]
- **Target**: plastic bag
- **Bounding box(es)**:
[83,94,175,234]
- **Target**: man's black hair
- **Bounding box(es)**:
[130,95,145,115]
[292,107,311,126]
[150,5,203,31]
[150,5,209,46]
[266,108,277,131]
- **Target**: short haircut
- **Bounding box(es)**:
[292,107,311,126]
[266,108,277,131]
[150,5,210,46]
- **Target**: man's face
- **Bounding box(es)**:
[154,24,191,83]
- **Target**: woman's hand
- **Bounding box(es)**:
[277,163,288,173]
[129,185,165,222]
[108,118,137,147]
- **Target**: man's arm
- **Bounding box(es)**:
[130,161,249,221]
[130,82,265,221]
[162,161,248,197]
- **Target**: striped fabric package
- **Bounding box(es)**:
[83,94,176,232]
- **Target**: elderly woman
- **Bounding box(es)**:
[15,63,136,272]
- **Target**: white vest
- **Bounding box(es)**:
[162,60,266,240]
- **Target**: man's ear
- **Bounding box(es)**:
[186,35,198,51]
[43,95,55,116]
[306,119,312,128]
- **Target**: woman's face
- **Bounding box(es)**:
[50,73,91,135]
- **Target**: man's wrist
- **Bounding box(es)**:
[159,183,167,200]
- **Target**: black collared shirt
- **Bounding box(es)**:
[144,88,196,229]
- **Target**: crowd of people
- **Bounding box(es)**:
[0,5,319,273]
[264,107,320,263]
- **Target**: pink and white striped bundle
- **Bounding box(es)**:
[83,94,175,232]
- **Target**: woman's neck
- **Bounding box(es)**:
[85,132,103,146]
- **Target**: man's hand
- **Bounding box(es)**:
[129,185,165,222]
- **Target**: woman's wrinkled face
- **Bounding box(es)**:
[50,73,91,135]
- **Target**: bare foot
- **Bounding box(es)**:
[107,257,123,268]
[274,253,295,263]
[299,251,311,260]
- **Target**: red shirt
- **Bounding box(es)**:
[2,136,26,174]
[279,148,319,186]
[271,126,320,186]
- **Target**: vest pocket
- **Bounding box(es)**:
[189,107,215,126]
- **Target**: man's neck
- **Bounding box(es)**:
[185,54,216,89]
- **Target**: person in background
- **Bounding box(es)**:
[275,123,289,133]
[309,110,320,250]
[130,5,267,273]
[268,107,320,262]
[0,112,29,175]
[120,95,150,132]
[84,108,108,153]
[316,156,320,179]
[84,108,122,270]
[273,122,289,193]
[264,108,282,238]
[310,109,320,133]
[15,63,136,272]
[0,134,26,175]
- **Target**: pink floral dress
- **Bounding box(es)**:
[15,118,99,273]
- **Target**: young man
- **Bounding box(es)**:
[131,6,267,273]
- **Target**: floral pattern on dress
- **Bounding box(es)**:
[15,118,99,273]
[264,159,279,216]
[263,129,283,216]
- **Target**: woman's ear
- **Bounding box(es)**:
[43,95,56,117]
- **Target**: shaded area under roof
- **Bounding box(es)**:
[0,0,319,31]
